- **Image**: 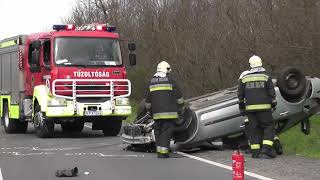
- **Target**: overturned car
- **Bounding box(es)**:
[121,67,320,150]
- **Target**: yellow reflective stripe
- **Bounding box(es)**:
[274,136,279,140]
[242,76,268,83]
[250,144,260,150]
[10,105,20,119]
[243,74,269,79]
[153,112,178,119]
[156,146,161,153]
[0,40,17,48]
[159,147,169,154]
[176,98,184,104]
[149,84,173,92]
[263,140,273,146]
[246,104,271,110]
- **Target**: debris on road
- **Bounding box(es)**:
[55,167,78,177]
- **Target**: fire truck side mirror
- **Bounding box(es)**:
[128,42,136,51]
[129,53,136,66]
[32,40,41,50]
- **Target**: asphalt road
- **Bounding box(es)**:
[0,123,268,180]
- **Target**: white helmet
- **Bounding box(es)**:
[249,55,262,68]
[157,61,171,73]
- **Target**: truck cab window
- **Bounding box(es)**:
[43,41,51,66]
[28,43,39,66]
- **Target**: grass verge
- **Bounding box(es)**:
[279,115,320,159]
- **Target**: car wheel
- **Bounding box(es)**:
[277,67,307,102]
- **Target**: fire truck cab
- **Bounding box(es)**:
[0,24,136,137]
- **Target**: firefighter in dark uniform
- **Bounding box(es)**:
[238,55,277,159]
[145,61,185,158]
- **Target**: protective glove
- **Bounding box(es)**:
[55,167,78,177]
[244,118,250,126]
[271,99,277,108]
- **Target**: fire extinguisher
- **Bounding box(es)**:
[232,149,244,180]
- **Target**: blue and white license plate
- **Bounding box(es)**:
[84,111,102,116]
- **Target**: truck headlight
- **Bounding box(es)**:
[47,98,67,107]
[115,98,130,106]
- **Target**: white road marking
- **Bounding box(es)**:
[1,151,55,156]
[0,151,144,158]
[1,147,79,151]
[65,152,144,157]
[177,152,276,180]
[0,168,3,180]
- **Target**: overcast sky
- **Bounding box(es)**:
[0,0,75,40]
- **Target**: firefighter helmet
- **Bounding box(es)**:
[249,55,262,68]
[157,61,171,73]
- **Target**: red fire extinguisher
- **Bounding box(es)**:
[232,149,244,180]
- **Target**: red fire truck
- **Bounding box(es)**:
[0,23,136,138]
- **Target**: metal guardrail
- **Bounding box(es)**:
[52,79,131,101]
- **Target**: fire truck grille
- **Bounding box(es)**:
[52,79,131,100]
[76,86,109,91]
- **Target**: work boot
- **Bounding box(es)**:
[273,139,283,155]
[261,145,276,159]
[157,153,169,159]
[251,149,260,158]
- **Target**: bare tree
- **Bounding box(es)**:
[64,0,320,99]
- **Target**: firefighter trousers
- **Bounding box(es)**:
[154,119,176,155]
[247,111,275,150]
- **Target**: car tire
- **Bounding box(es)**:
[277,67,306,98]
[34,104,54,138]
[2,102,27,133]
[102,119,122,136]
[61,122,84,133]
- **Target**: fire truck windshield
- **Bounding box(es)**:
[54,37,122,66]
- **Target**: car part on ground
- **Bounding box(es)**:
[55,167,78,177]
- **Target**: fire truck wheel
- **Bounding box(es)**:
[2,102,17,133]
[34,105,54,138]
[102,119,122,136]
[61,122,84,133]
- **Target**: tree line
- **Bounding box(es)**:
[64,0,320,100]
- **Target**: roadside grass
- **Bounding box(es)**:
[279,115,320,159]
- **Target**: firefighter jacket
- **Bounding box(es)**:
[145,74,184,120]
[238,69,276,112]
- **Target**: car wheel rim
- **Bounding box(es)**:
[286,73,299,89]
